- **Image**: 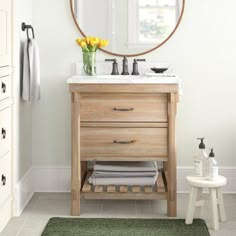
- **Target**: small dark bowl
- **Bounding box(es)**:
[151,68,168,73]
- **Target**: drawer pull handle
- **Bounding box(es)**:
[1,175,6,186]
[2,128,6,139]
[1,82,6,93]
[113,108,134,112]
[114,140,135,144]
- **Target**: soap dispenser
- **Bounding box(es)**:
[207,148,218,181]
[194,138,208,177]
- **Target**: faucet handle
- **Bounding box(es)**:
[105,59,119,75]
[105,59,117,62]
[132,58,146,75]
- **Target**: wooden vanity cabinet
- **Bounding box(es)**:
[69,83,179,217]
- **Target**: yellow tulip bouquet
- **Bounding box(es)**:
[76,37,109,75]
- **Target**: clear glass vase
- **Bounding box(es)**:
[83,52,96,76]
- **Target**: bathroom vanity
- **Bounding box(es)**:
[67,75,180,217]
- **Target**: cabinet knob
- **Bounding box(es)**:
[1,175,6,186]
[1,82,6,93]
[113,140,135,144]
[2,128,6,139]
[113,108,134,112]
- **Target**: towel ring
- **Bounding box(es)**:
[22,22,35,41]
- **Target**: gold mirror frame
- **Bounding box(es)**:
[70,0,185,57]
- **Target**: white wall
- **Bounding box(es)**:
[31,0,236,169]
[13,0,33,182]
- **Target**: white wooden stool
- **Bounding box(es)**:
[185,175,227,230]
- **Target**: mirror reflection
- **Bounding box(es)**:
[73,0,183,55]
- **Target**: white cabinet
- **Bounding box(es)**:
[0,0,11,67]
[0,153,12,206]
[0,106,11,158]
[0,0,12,232]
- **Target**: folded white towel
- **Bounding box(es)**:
[88,176,158,186]
[94,161,158,172]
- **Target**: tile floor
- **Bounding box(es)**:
[1,193,236,236]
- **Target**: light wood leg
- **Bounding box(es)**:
[217,188,226,222]
[71,93,81,216]
[167,93,177,217]
[185,187,198,224]
[210,188,219,230]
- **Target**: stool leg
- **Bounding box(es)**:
[217,188,226,222]
[210,188,219,230]
[185,187,197,224]
[195,187,203,218]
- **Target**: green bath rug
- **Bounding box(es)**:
[42,218,210,236]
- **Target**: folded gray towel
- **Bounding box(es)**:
[94,161,158,172]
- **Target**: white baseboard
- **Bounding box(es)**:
[33,167,71,192]
[15,167,34,216]
[15,166,236,215]
[32,166,236,193]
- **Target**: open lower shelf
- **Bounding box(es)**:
[81,170,168,200]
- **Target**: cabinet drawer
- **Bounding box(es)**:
[0,107,11,157]
[0,152,11,207]
[81,127,167,158]
[0,197,11,232]
[0,76,11,101]
[80,94,168,122]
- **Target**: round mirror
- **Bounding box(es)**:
[70,0,185,57]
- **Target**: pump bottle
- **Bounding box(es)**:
[194,138,208,177]
[207,148,218,180]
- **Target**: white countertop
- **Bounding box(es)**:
[67,75,181,85]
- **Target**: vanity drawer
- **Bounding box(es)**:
[81,127,167,158]
[0,152,11,207]
[0,76,11,101]
[0,197,11,232]
[0,107,11,158]
[80,94,168,122]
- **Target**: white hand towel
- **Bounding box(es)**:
[22,41,30,101]
[22,39,40,101]
[28,39,40,101]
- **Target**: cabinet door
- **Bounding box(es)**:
[0,0,11,67]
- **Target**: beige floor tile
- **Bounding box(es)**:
[32,197,70,215]
[101,200,136,218]
[38,192,70,199]
[1,193,236,236]
[80,199,103,217]
[17,228,42,236]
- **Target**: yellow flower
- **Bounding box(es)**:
[90,37,99,47]
[75,36,109,51]
[75,38,82,45]
[98,39,109,48]
[79,40,87,48]
[85,37,91,45]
